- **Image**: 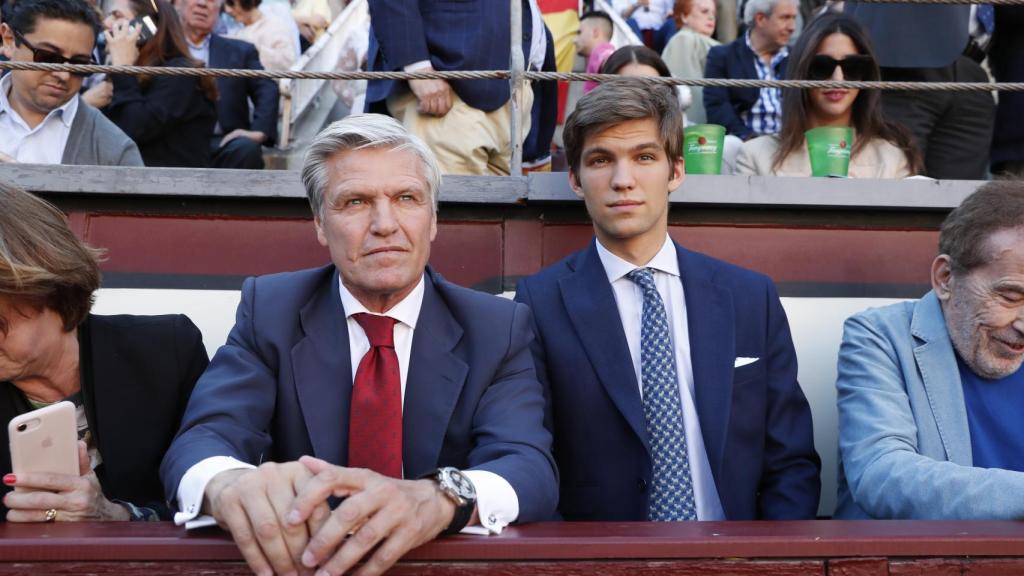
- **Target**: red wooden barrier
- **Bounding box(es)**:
[3,521,1024,575]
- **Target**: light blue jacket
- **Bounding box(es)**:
[835,291,1024,519]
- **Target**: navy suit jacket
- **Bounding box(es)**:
[843,3,968,69]
[209,34,279,143]
[364,0,533,112]
[161,265,557,522]
[515,240,820,521]
[704,38,787,140]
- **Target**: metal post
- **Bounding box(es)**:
[509,0,525,176]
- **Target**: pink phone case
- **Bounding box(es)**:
[8,401,79,491]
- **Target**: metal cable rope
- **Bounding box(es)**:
[1,61,1023,91]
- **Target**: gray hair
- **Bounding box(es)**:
[939,180,1024,276]
[300,114,442,218]
[743,0,793,26]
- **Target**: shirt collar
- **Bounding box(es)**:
[188,34,212,52]
[595,235,679,284]
[0,73,79,129]
[337,272,425,330]
[744,31,789,67]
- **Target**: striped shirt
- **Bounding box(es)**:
[742,32,788,136]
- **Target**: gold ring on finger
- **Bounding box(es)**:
[44,508,57,522]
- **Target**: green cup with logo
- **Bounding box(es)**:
[683,124,726,175]
[806,126,854,177]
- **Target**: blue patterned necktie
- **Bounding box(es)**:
[627,267,697,521]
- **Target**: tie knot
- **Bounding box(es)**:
[353,313,397,348]
[627,267,657,291]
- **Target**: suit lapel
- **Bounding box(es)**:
[402,271,468,478]
[560,242,650,453]
[911,291,973,466]
[291,271,352,465]
[208,34,226,68]
[677,244,735,480]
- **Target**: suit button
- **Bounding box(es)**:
[637,478,647,492]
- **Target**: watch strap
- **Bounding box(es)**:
[421,468,475,535]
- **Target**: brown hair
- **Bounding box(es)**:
[939,180,1024,276]
[673,0,695,29]
[0,182,103,333]
[773,13,922,175]
[563,77,683,177]
[129,0,218,101]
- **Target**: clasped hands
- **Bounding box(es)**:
[205,456,458,576]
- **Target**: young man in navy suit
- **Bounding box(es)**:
[515,78,820,522]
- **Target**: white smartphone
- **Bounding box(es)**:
[8,401,79,492]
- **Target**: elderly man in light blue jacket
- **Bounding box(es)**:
[836,180,1024,519]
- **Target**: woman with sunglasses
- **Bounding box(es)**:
[98,0,218,167]
[736,13,921,177]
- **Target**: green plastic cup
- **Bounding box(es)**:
[683,124,726,175]
[806,126,854,177]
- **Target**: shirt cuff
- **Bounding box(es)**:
[403,60,433,72]
[173,456,255,528]
[461,470,518,535]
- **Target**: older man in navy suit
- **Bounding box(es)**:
[162,114,557,576]
[516,79,820,522]
[178,0,279,168]
[704,0,796,140]
[364,0,540,175]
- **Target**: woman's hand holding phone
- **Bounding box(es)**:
[4,441,130,522]
[104,19,142,66]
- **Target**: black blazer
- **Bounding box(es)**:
[704,38,788,140]
[209,34,279,144]
[104,56,217,167]
[0,314,209,520]
[844,3,968,69]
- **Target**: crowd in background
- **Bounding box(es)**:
[1,0,1022,180]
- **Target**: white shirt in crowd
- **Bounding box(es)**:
[0,74,78,164]
[613,0,673,31]
[596,235,727,521]
[174,274,519,534]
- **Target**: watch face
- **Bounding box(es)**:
[442,468,476,500]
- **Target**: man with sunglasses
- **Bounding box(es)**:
[0,0,142,165]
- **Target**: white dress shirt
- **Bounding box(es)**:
[596,236,726,520]
[0,74,78,164]
[174,273,518,534]
[612,0,673,31]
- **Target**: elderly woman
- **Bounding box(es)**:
[0,183,208,522]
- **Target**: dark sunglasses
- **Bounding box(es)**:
[807,54,874,82]
[13,29,96,76]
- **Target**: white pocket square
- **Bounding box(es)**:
[734,357,759,368]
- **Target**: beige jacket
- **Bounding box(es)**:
[736,134,913,178]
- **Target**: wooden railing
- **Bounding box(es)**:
[4,521,1024,575]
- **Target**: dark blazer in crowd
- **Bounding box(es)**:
[515,240,821,521]
[161,265,558,523]
[209,34,279,143]
[990,6,1024,171]
[844,2,992,180]
[364,0,534,113]
[843,3,967,68]
[704,39,788,140]
[0,314,209,520]
[103,55,217,167]
[523,24,556,167]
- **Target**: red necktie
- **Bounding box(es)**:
[347,313,402,478]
